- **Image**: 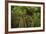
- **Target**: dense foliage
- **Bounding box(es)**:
[11,6,41,28]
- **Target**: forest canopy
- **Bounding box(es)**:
[11,6,41,28]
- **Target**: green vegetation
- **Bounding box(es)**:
[11,6,41,28]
